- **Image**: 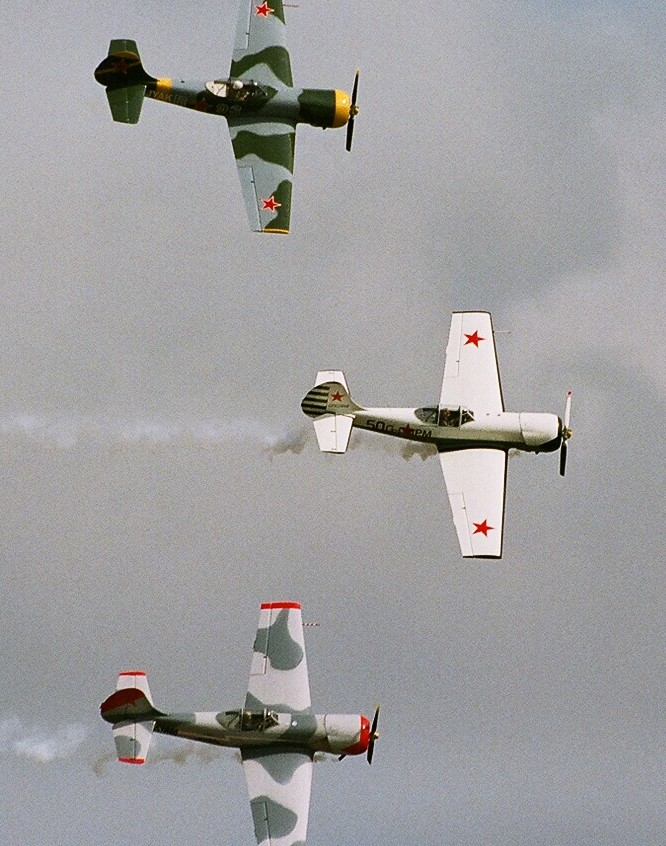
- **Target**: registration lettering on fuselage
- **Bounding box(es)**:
[364,419,434,440]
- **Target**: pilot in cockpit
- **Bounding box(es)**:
[206,79,260,101]
[438,407,460,427]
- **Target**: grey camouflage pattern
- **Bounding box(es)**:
[100,605,370,846]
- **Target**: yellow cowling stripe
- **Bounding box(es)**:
[331,90,351,128]
[155,78,173,93]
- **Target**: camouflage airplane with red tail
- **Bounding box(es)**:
[101,602,379,846]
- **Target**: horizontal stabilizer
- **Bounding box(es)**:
[315,370,349,390]
[105,84,146,124]
[313,413,354,453]
[112,720,154,764]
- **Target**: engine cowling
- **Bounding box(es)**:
[519,413,561,448]
[323,714,370,756]
[298,89,351,128]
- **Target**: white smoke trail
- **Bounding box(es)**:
[0,416,309,456]
[0,718,88,763]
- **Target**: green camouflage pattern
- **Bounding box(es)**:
[94,0,356,233]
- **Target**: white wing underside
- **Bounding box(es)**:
[439,448,507,558]
[440,312,504,413]
[245,604,311,713]
[242,748,313,846]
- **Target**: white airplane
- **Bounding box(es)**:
[100,602,379,846]
[301,311,572,559]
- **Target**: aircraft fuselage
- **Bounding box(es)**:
[144,78,351,128]
[152,709,369,756]
[353,408,562,453]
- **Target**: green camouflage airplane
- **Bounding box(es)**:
[94,0,359,234]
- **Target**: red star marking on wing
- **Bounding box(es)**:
[472,519,494,536]
[114,58,129,74]
[330,391,343,402]
[464,330,485,347]
[255,2,274,16]
[260,195,281,212]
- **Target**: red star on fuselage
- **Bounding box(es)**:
[330,391,343,402]
[472,519,494,536]
[402,423,413,436]
[260,195,281,212]
[464,330,485,347]
[255,2,274,16]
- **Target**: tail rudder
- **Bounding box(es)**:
[100,671,163,764]
[94,40,156,124]
[301,371,361,417]
[301,371,360,453]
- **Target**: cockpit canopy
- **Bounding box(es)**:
[414,406,474,427]
[224,708,279,732]
[205,78,266,101]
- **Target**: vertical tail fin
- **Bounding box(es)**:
[94,40,155,124]
[100,671,163,764]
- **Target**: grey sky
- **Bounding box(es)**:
[0,1,664,844]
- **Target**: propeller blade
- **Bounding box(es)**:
[351,69,360,108]
[367,705,380,765]
[338,753,347,761]
[345,116,354,152]
[559,390,572,477]
[345,70,360,153]
[564,390,572,430]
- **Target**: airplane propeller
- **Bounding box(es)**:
[366,705,380,765]
[559,391,573,477]
[345,70,360,152]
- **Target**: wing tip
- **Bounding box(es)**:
[261,227,290,234]
[260,601,301,610]
[463,554,504,560]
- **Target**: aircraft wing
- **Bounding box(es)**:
[440,312,504,413]
[228,118,295,233]
[231,0,293,88]
[439,448,507,558]
[242,748,313,846]
[245,602,311,713]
